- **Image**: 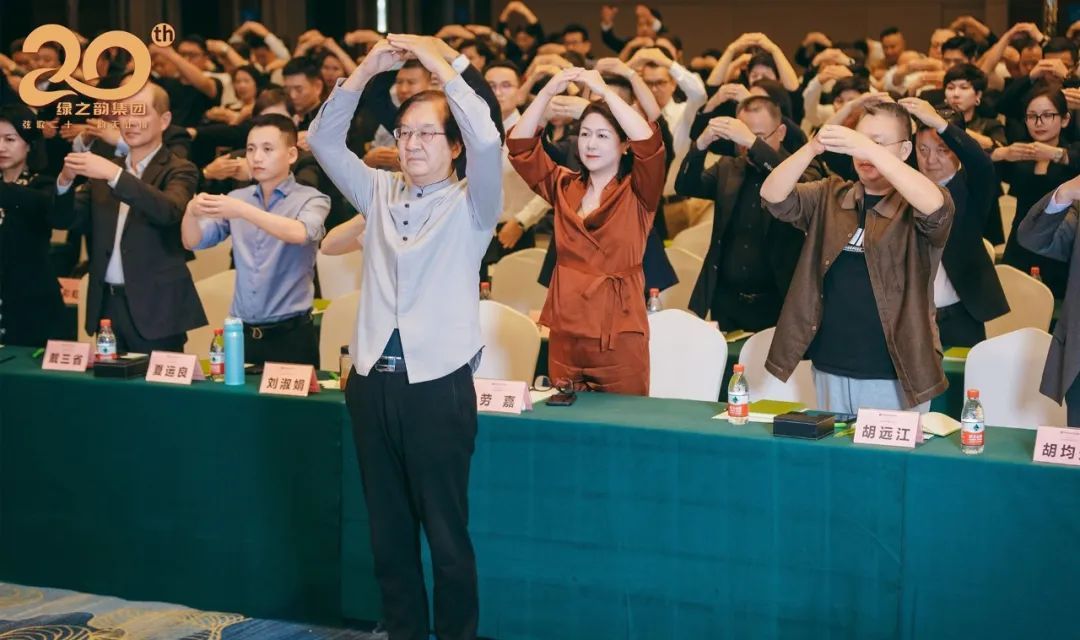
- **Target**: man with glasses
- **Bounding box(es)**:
[761,100,954,414]
[675,96,818,332]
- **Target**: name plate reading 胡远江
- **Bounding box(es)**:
[853,408,923,448]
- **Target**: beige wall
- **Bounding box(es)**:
[498,0,1010,61]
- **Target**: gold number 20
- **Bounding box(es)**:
[18,25,152,108]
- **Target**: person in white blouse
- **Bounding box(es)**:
[308,34,502,640]
[482,60,551,277]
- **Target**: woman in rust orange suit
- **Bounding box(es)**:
[507,67,666,395]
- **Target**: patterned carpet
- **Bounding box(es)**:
[0,582,383,639]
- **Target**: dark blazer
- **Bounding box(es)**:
[674,139,813,318]
[937,124,1010,322]
[0,170,67,346]
[53,145,207,339]
[1018,190,1080,403]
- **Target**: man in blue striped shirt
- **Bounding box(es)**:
[181,114,330,366]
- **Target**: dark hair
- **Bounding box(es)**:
[394,90,465,172]
[941,36,978,60]
[832,75,870,98]
[234,65,269,92]
[1044,36,1079,63]
[944,63,987,93]
[1011,34,1042,53]
[460,38,495,65]
[747,53,779,78]
[400,58,431,74]
[702,48,724,59]
[37,41,64,64]
[562,51,588,68]
[1023,82,1069,115]
[600,73,634,101]
[749,78,793,118]
[577,102,633,182]
[880,27,902,40]
[563,24,590,41]
[178,34,208,53]
[9,38,24,56]
[860,101,914,139]
[737,95,782,122]
[249,113,298,146]
[0,103,40,145]
[483,60,522,79]
[282,59,321,81]
[658,34,682,53]
[244,34,268,50]
[254,86,289,114]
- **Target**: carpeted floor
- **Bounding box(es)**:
[0,582,383,639]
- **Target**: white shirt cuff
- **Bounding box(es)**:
[1046,189,1072,214]
[107,167,123,189]
[56,178,73,195]
[451,54,470,75]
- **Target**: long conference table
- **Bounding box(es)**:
[0,345,1077,639]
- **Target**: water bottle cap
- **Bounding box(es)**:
[649,288,659,296]
[213,328,223,335]
[340,345,349,355]
[1031,267,1041,275]
[100,319,111,327]
[967,389,980,399]
[224,316,242,327]
[480,282,490,290]
[733,364,744,373]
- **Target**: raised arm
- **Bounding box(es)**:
[594,57,661,122]
[755,34,800,92]
[388,34,503,229]
[307,41,402,216]
[1017,178,1080,262]
[151,45,219,100]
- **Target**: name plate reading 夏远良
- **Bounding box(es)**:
[1033,426,1080,467]
[475,379,533,414]
[42,340,92,372]
[146,351,202,385]
[259,363,319,397]
[853,408,923,448]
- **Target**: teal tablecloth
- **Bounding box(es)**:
[1,346,1076,638]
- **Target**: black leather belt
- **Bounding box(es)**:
[105,284,126,296]
[245,312,312,340]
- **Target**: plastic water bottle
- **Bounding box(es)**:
[727,364,750,425]
[1031,266,1042,282]
[223,317,245,386]
[961,388,985,455]
[96,318,117,362]
[647,288,662,313]
[209,329,225,380]
[480,281,492,300]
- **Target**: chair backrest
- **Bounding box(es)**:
[188,237,233,282]
[186,269,236,356]
[999,192,1016,245]
[648,309,728,401]
[964,327,1066,429]
[316,248,364,301]
[319,290,361,372]
[659,247,704,312]
[985,265,1054,338]
[670,222,712,260]
[76,273,91,343]
[490,247,549,315]
[982,237,997,264]
[737,327,817,407]
[475,300,542,382]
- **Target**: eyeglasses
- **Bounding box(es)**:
[531,375,576,394]
[1025,112,1062,125]
[756,123,783,142]
[392,128,447,143]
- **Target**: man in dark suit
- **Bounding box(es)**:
[902,98,1009,347]
[676,95,819,331]
[54,82,206,353]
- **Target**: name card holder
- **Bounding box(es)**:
[42,340,92,372]
[853,408,923,449]
[1033,426,1080,467]
[259,363,319,397]
[146,351,203,385]
[475,379,533,414]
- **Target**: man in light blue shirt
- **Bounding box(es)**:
[181,113,330,366]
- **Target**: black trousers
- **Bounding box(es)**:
[243,313,319,367]
[345,363,479,640]
[711,288,783,333]
[1066,373,1080,427]
[101,287,185,354]
[936,302,986,349]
